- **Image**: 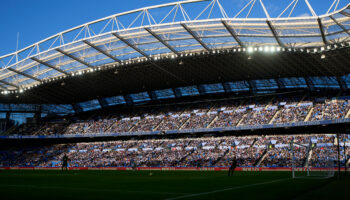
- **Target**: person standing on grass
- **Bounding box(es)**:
[228,157,237,176]
[61,154,69,172]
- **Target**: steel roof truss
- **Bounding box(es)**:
[112,33,148,58]
[56,48,94,69]
[266,20,284,47]
[317,18,328,45]
[145,28,179,55]
[83,40,120,62]
[181,23,210,51]
[7,68,42,82]
[0,80,19,89]
[31,57,69,75]
[221,20,244,47]
[340,11,350,17]
[329,16,350,36]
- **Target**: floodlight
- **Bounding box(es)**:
[264,46,269,52]
[247,47,253,53]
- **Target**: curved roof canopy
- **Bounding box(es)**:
[0,0,350,92]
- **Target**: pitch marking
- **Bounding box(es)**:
[165,178,290,200]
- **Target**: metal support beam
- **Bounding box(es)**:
[266,20,284,47]
[83,40,120,62]
[31,57,68,75]
[221,20,244,47]
[145,28,179,55]
[148,91,158,101]
[0,85,7,90]
[7,68,42,82]
[112,33,148,57]
[197,85,207,95]
[0,80,19,89]
[112,32,187,84]
[304,77,314,91]
[329,16,350,36]
[317,18,328,45]
[248,80,257,93]
[181,23,210,51]
[173,88,182,98]
[123,94,134,106]
[275,78,285,90]
[56,48,94,69]
[340,11,350,17]
[336,76,348,91]
[222,82,232,93]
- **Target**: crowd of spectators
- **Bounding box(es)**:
[1,134,348,169]
[310,100,350,121]
[272,105,311,124]
[9,96,350,136]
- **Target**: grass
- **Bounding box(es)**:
[0,170,348,200]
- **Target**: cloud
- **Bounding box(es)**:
[297,13,311,17]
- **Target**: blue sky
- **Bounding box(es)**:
[0,0,348,56]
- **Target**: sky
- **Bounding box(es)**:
[0,0,348,56]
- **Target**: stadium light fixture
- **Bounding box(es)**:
[264,46,269,52]
[247,47,253,53]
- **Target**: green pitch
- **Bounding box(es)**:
[0,170,348,200]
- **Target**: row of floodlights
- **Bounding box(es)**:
[2,42,349,95]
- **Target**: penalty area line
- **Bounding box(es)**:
[164,178,290,200]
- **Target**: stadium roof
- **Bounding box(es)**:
[0,0,349,93]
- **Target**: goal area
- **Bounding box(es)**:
[291,141,335,179]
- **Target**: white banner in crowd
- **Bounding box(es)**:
[128,148,138,152]
[115,148,125,151]
[223,110,234,113]
[202,146,215,150]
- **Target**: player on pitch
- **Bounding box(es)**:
[61,154,69,172]
[228,156,237,176]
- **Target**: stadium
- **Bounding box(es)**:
[0,0,350,199]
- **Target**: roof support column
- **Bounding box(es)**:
[222,82,232,93]
[275,78,285,90]
[304,77,314,91]
[248,80,257,94]
[72,103,83,113]
[197,85,207,95]
[173,88,182,98]
[148,91,158,101]
[123,94,133,106]
[336,76,348,91]
[98,98,108,108]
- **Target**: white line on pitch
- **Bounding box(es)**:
[164,178,290,200]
